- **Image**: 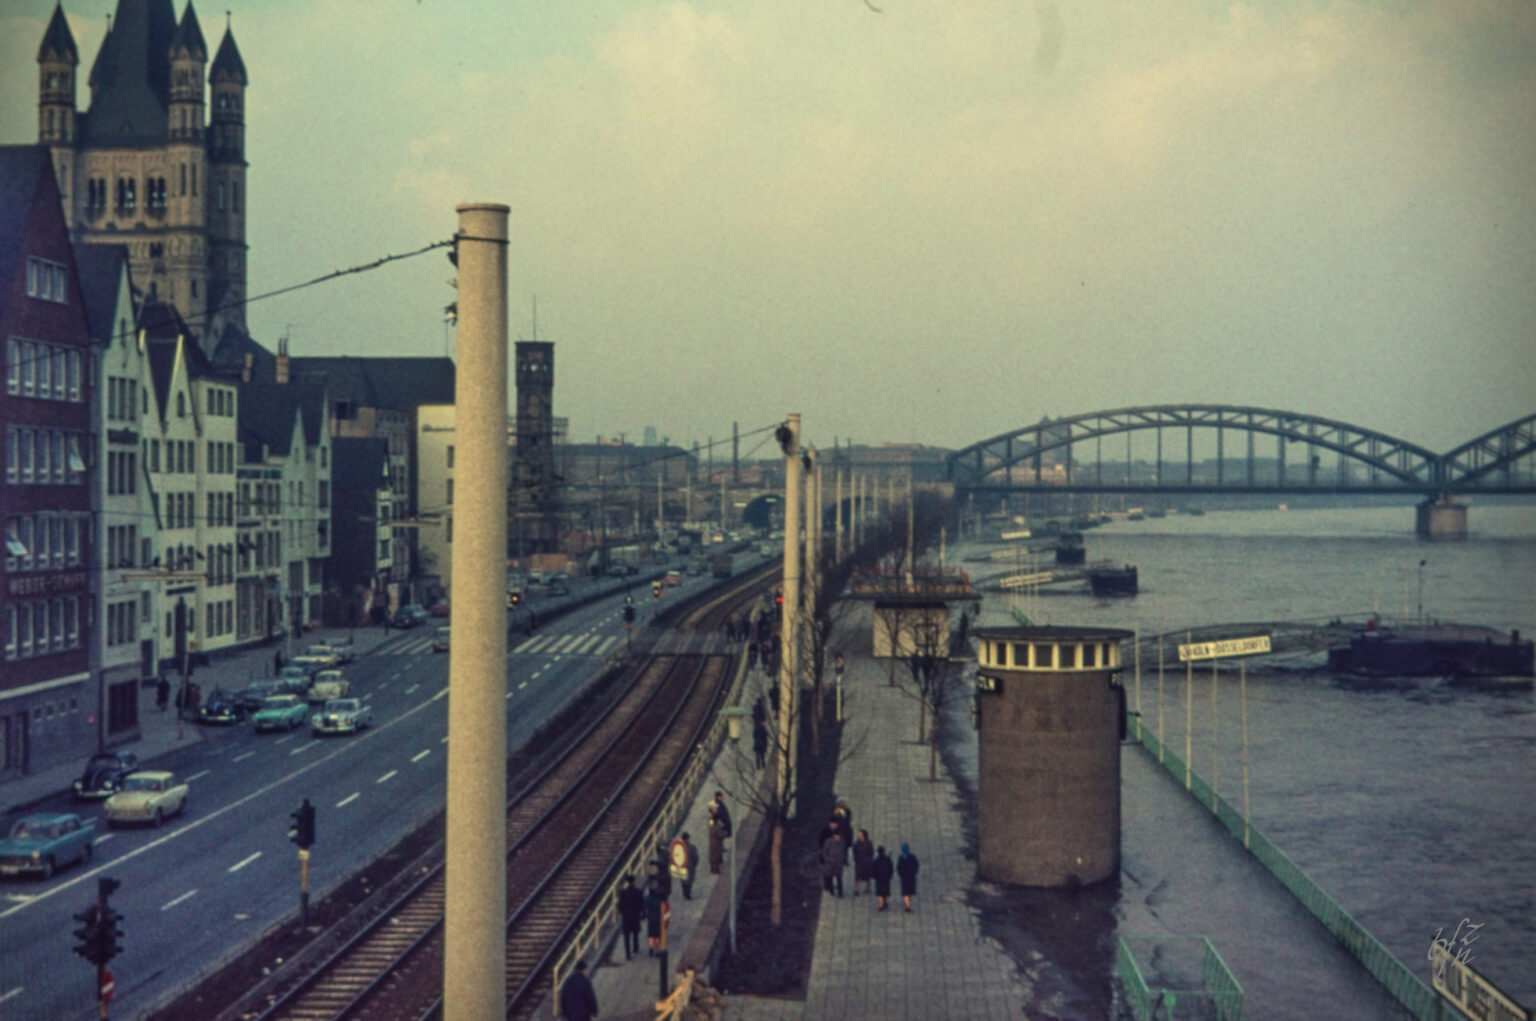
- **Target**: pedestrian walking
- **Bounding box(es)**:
[651,844,672,901]
[872,846,894,911]
[747,642,759,670]
[274,649,284,673]
[851,829,875,897]
[617,875,644,960]
[675,832,700,900]
[156,677,170,712]
[707,806,726,876]
[711,791,732,838]
[821,825,846,898]
[768,679,780,715]
[752,718,768,769]
[897,843,921,912]
[644,877,664,956]
[558,959,599,1021]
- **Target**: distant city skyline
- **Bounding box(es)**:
[2,0,1532,453]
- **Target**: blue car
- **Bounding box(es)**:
[0,813,95,879]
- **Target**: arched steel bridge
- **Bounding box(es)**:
[946,405,1536,496]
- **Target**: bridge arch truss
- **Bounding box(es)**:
[948,405,1469,495]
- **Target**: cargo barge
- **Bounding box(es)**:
[1327,625,1533,681]
[1087,561,1138,597]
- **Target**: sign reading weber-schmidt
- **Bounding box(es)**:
[1177,635,1272,662]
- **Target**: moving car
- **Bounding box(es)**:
[277,665,317,692]
[289,653,334,675]
[104,771,189,828]
[300,645,340,669]
[0,813,94,879]
[197,689,247,725]
[72,751,140,800]
[305,669,350,703]
[237,678,284,712]
[432,626,451,653]
[665,569,683,587]
[391,604,429,629]
[311,698,373,736]
[252,694,309,732]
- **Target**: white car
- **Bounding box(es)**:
[311,698,373,736]
[103,771,189,827]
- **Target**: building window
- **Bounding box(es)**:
[25,257,68,303]
[115,177,136,213]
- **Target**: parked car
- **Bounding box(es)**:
[197,689,247,725]
[305,669,350,704]
[276,665,317,692]
[665,569,683,587]
[104,771,188,828]
[0,813,94,879]
[323,637,357,664]
[432,626,451,653]
[252,694,309,732]
[301,645,341,669]
[542,572,570,595]
[391,605,429,629]
[429,601,451,618]
[72,751,140,800]
[237,678,284,712]
[311,698,373,735]
[289,653,333,675]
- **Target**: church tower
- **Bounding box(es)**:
[36,3,79,212]
[165,2,207,328]
[207,19,248,341]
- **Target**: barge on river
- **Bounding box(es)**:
[1088,561,1138,597]
[1327,624,1533,682]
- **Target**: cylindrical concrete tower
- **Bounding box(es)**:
[975,625,1132,887]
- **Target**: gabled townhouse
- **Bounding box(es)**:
[77,241,160,746]
[236,381,330,646]
[328,437,394,627]
[1,145,96,778]
[139,299,238,670]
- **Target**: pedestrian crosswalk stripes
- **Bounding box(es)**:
[388,631,622,657]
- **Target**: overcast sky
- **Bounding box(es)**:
[3,0,1533,455]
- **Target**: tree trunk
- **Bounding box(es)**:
[917,697,926,744]
[929,699,939,781]
[770,820,784,927]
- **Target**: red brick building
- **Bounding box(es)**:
[2,145,97,779]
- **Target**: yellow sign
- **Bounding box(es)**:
[1431,943,1529,1021]
[1177,635,1272,662]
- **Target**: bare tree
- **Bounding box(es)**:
[893,608,970,781]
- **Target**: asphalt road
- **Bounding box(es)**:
[0,567,730,1021]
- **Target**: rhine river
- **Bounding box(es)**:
[964,501,1536,1015]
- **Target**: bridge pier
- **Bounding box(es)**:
[1416,495,1467,540]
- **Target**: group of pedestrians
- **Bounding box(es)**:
[613,792,734,966]
[820,800,920,912]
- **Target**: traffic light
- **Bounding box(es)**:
[72,905,100,964]
[289,799,316,849]
[623,603,636,625]
[73,877,124,967]
[510,591,520,607]
[95,905,124,965]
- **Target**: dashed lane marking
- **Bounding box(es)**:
[92,833,114,844]
[405,684,419,694]
[227,852,261,873]
[232,751,255,763]
[160,889,198,911]
[273,734,295,745]
[376,770,397,784]
[518,681,528,690]
[290,742,319,756]
[0,988,22,1006]
[337,793,359,808]
[411,749,431,763]
[184,770,211,783]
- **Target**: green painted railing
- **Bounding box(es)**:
[1128,718,1446,1021]
[1119,935,1245,1020]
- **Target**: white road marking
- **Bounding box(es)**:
[337,793,359,808]
[3,894,34,904]
[0,684,453,921]
[552,635,579,654]
[411,749,431,763]
[577,635,601,654]
[596,636,618,656]
[440,735,448,743]
[513,635,538,653]
[376,684,389,693]
[232,751,255,763]
[505,691,514,700]
[532,669,544,679]
[518,681,528,690]
[433,687,448,701]
[227,852,262,873]
[184,770,211,783]
[274,734,295,745]
[405,684,419,694]
[0,988,22,1006]
[290,742,319,756]
[160,889,199,911]
[376,770,397,784]
[92,833,114,845]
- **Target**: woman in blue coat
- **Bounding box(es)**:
[897,843,920,912]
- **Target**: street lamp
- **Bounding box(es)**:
[1417,559,1427,627]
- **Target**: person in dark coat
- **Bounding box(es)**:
[707,805,726,876]
[752,718,768,769]
[897,843,921,912]
[558,959,599,1021]
[156,677,170,712]
[711,792,732,838]
[851,829,875,897]
[676,832,700,899]
[872,846,894,911]
[820,826,846,897]
[650,846,672,901]
[616,875,644,960]
[643,878,664,956]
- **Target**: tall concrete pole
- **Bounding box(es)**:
[905,472,915,587]
[778,414,802,820]
[805,447,819,631]
[834,468,844,564]
[444,203,510,1021]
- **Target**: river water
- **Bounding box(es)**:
[962,501,1536,1015]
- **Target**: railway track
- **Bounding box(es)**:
[250,566,774,1021]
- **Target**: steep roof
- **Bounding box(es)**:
[238,381,327,457]
[169,1,206,60]
[140,297,213,418]
[71,242,131,344]
[80,0,178,147]
[38,3,79,63]
[0,146,54,309]
[210,26,247,85]
[288,356,456,410]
